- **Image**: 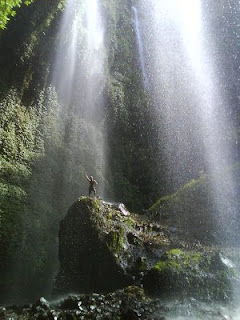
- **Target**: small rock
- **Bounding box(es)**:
[121,308,141,319]
[118,203,130,216]
[33,297,50,312]
[169,227,177,233]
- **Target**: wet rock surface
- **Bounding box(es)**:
[54,197,175,295]
[1,198,239,319]
[143,250,234,301]
[2,289,239,320]
[149,170,240,246]
[54,197,238,302]
[1,286,165,320]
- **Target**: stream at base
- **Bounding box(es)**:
[162,299,240,320]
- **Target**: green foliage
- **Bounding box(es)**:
[0,90,44,162]
[0,88,54,301]
[0,0,35,30]
[0,83,113,302]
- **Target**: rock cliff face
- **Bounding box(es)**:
[54,197,237,302]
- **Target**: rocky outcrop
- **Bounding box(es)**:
[54,197,169,295]
[1,286,239,320]
[55,197,133,294]
[149,167,240,245]
[54,196,237,303]
[0,286,165,320]
[143,249,234,301]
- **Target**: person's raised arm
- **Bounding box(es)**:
[85,174,90,181]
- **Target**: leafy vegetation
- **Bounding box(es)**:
[0,88,60,302]
[0,0,34,29]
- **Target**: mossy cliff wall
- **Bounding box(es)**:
[0,0,155,304]
[102,0,159,210]
[0,0,67,304]
[150,165,240,245]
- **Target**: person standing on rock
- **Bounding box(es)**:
[85,174,98,197]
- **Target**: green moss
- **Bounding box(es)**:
[107,211,113,219]
[134,257,147,272]
[147,249,233,300]
[123,285,146,301]
[154,249,202,274]
[154,258,180,273]
[168,248,184,255]
[149,175,208,214]
[124,217,135,228]
[106,227,125,256]
[148,166,240,244]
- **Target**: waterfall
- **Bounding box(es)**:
[147,0,240,315]
[138,0,240,314]
[138,0,239,213]
[51,0,106,198]
[132,6,149,89]
[53,0,104,113]
[52,0,80,107]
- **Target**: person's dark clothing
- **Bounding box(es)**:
[89,180,97,196]
[86,175,98,197]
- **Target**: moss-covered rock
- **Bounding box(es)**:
[54,197,132,294]
[54,196,176,295]
[143,248,235,301]
[54,197,237,303]
[149,166,240,245]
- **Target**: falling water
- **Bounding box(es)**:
[139,0,239,238]
[138,0,240,317]
[53,0,81,107]
[53,0,105,112]
[52,0,107,197]
[132,6,149,89]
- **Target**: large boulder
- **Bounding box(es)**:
[54,197,130,294]
[54,196,237,302]
[143,249,235,301]
[54,197,168,295]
